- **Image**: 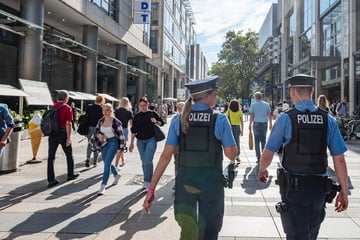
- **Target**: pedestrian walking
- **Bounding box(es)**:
[336,97,349,118]
[92,103,126,195]
[272,101,283,120]
[84,95,105,167]
[248,92,272,163]
[0,103,15,155]
[128,96,164,190]
[114,97,133,167]
[70,102,80,131]
[317,94,330,112]
[47,90,79,188]
[143,76,237,240]
[225,99,244,162]
[173,101,185,176]
[243,103,249,121]
[258,74,349,239]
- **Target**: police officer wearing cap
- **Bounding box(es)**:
[258,74,349,239]
[143,76,237,240]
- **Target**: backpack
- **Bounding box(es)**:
[77,113,89,136]
[40,104,66,136]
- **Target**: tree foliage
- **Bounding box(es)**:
[210,30,260,101]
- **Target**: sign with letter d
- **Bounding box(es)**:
[133,0,151,24]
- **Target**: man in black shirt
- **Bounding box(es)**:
[85,95,105,167]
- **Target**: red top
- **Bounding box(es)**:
[53,102,73,130]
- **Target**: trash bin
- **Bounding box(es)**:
[0,120,22,173]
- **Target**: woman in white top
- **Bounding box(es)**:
[94,103,126,195]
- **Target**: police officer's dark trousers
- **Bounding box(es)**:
[279,184,326,240]
[174,169,224,240]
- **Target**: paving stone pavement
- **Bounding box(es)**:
[0,116,360,240]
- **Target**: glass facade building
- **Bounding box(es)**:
[257,0,360,113]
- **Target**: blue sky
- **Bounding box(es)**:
[190,0,278,67]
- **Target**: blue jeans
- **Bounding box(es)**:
[87,126,99,163]
[253,122,268,160]
[47,131,75,182]
[136,137,157,182]
[101,137,119,185]
[231,125,241,156]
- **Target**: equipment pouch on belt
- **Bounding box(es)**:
[275,168,290,196]
[222,162,238,189]
[325,178,341,203]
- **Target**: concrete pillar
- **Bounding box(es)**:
[18,0,44,82]
[115,44,128,99]
[168,65,174,98]
[136,56,146,101]
[82,25,98,94]
[281,0,289,100]
[74,56,83,91]
[157,68,164,104]
[348,0,356,113]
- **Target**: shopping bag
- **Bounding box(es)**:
[249,130,253,150]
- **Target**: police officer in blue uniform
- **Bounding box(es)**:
[143,76,237,240]
[258,74,349,239]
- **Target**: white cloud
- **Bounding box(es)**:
[190,0,278,65]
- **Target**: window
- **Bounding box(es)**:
[321,3,341,57]
[151,3,159,25]
[150,30,158,53]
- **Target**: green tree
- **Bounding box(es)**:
[210,30,260,101]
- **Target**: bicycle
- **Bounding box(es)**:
[337,115,360,141]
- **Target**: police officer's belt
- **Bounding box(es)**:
[290,174,327,187]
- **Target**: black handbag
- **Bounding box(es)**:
[153,124,165,141]
[77,114,89,136]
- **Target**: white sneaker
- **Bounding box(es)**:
[98,184,106,195]
[143,181,150,190]
[112,174,121,185]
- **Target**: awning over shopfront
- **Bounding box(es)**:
[97,93,119,102]
[75,92,96,101]
[0,9,43,37]
[0,84,31,117]
[0,84,30,97]
[68,91,90,100]
[19,79,53,106]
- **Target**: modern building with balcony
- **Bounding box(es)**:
[0,0,207,111]
[257,0,360,113]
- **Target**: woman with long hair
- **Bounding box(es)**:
[317,94,330,112]
[114,97,133,167]
[226,99,244,162]
[129,97,164,189]
[143,76,237,239]
[93,103,126,195]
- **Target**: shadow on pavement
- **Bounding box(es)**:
[51,180,175,239]
[240,165,273,194]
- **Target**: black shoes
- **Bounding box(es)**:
[85,159,90,167]
[48,180,59,188]
[48,173,79,187]
[67,173,80,181]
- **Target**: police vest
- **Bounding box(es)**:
[178,109,223,169]
[283,108,328,174]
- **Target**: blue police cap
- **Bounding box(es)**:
[285,74,315,88]
[185,76,218,95]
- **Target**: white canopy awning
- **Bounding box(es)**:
[97,93,119,102]
[19,79,53,106]
[75,92,96,100]
[68,91,90,100]
[0,84,30,97]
